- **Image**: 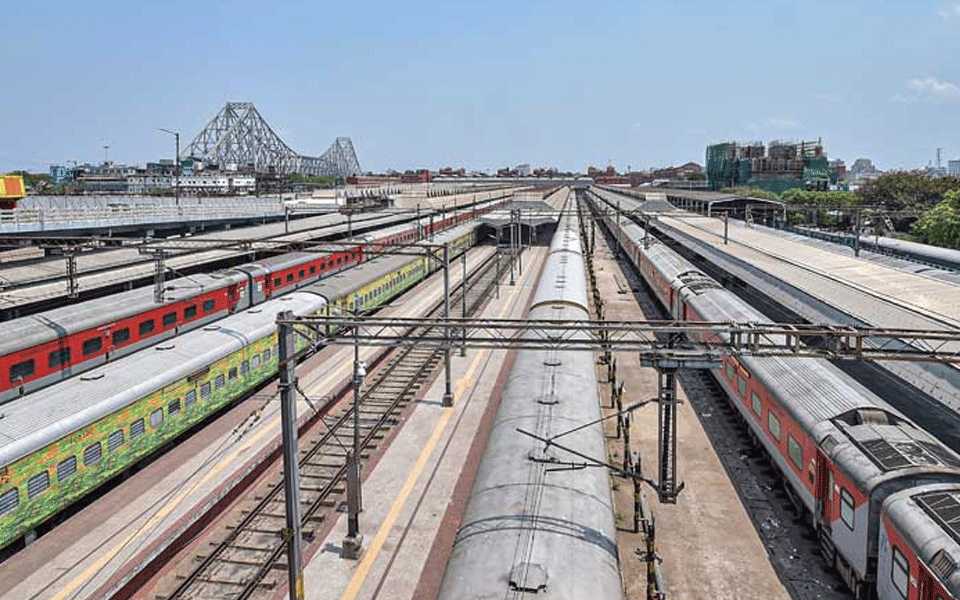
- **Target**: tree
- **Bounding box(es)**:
[911,190,960,249]
[855,171,960,211]
[719,187,780,201]
[780,189,857,207]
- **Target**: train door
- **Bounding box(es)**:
[816,450,833,523]
[671,288,683,319]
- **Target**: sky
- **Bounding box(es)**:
[1,0,959,175]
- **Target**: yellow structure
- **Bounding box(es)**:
[0,175,25,208]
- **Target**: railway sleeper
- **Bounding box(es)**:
[216,555,269,567]
[195,576,249,587]
[222,543,274,554]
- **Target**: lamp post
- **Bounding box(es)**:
[158,128,180,207]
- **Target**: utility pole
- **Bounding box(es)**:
[343,314,365,559]
[616,201,622,257]
[854,207,861,258]
[516,209,523,277]
[158,128,180,207]
[442,243,454,407]
[461,249,467,357]
[64,249,79,299]
[723,211,729,245]
[276,311,305,599]
[508,220,516,287]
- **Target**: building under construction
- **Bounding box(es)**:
[706,139,830,193]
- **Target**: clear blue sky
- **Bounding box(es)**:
[2,0,959,174]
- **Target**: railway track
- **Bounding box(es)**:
[156,246,512,600]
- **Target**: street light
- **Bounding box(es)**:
[158,128,180,206]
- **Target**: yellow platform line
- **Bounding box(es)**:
[338,265,528,600]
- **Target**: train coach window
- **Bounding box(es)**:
[251,355,261,369]
[201,382,211,398]
[48,348,71,369]
[163,312,177,327]
[184,306,198,320]
[108,430,124,453]
[840,487,855,530]
[130,418,145,439]
[310,266,316,275]
[737,374,747,397]
[724,362,735,381]
[263,349,271,363]
[241,361,250,375]
[150,408,163,428]
[767,412,782,442]
[27,472,49,499]
[83,442,102,467]
[751,392,762,417]
[273,277,282,287]
[0,488,18,516]
[891,546,909,599]
[169,399,180,415]
[139,319,155,335]
[9,359,34,382]
[112,328,131,346]
[788,435,803,470]
[228,367,238,380]
[57,456,77,482]
[203,299,215,313]
[185,390,197,407]
[215,374,225,390]
[298,269,305,279]
[82,337,103,356]
[287,273,294,283]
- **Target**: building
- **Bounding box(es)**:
[829,159,847,183]
[76,163,137,194]
[49,165,77,184]
[849,158,881,180]
[949,160,960,178]
[176,173,255,195]
[515,164,531,177]
[652,162,703,180]
[706,139,830,193]
[127,173,172,194]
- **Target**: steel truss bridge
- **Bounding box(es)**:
[181,102,361,179]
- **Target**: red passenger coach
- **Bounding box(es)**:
[880,484,960,600]
[0,278,243,401]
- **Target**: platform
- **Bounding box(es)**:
[590,228,791,599]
